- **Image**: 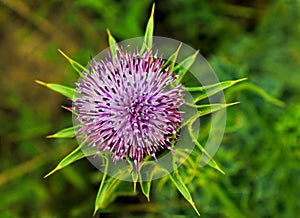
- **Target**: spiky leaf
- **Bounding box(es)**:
[197,102,240,117]
[163,43,182,72]
[185,78,247,92]
[226,82,285,107]
[175,50,199,83]
[169,170,200,216]
[44,140,95,178]
[140,3,155,53]
[46,126,80,139]
[138,162,159,202]
[58,49,89,76]
[107,28,118,58]
[186,78,247,103]
[94,171,136,215]
[35,80,75,99]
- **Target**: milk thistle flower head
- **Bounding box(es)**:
[37,3,245,216]
[74,48,184,169]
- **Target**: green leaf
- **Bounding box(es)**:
[44,139,95,178]
[94,177,120,215]
[94,174,135,215]
[44,146,84,178]
[174,50,199,84]
[175,149,199,183]
[94,159,137,215]
[140,3,155,53]
[185,78,248,92]
[163,43,182,73]
[185,78,248,103]
[138,163,158,202]
[46,125,80,139]
[187,115,225,174]
[181,102,239,129]
[58,49,89,76]
[191,148,225,174]
[106,28,118,58]
[94,157,109,215]
[197,102,240,117]
[169,170,200,216]
[35,80,75,98]
[195,141,224,174]
[139,180,151,202]
[226,82,285,107]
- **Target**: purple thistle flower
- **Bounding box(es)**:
[73,48,185,170]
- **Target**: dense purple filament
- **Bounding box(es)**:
[73,48,184,169]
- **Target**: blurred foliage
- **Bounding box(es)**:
[0,0,299,217]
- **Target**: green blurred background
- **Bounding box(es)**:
[0,0,299,217]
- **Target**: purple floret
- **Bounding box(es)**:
[73,48,184,170]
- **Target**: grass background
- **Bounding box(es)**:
[0,0,299,217]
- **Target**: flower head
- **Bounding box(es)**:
[73,48,184,169]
